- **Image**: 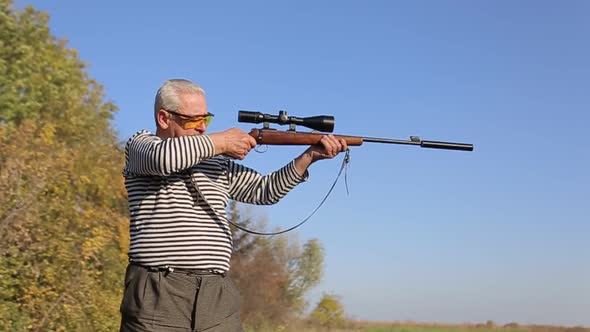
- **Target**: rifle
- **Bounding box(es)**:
[233,110,473,236]
[238,110,474,151]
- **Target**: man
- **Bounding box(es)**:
[119,79,347,331]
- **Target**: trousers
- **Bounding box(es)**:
[119,264,243,332]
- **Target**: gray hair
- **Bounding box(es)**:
[154,79,205,121]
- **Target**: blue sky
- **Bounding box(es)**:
[16,0,589,326]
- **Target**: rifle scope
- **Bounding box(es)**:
[238,110,335,133]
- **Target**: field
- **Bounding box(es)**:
[362,326,588,332]
[359,322,590,332]
[258,321,590,332]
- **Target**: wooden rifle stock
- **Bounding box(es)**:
[248,129,474,151]
[248,129,364,146]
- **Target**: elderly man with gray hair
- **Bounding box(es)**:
[119,79,347,331]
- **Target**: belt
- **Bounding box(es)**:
[130,262,227,277]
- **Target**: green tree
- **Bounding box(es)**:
[285,238,324,312]
[0,1,116,140]
[0,1,128,331]
[309,293,347,329]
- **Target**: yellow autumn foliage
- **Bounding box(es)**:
[0,1,129,331]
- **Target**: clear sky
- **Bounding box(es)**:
[16,0,589,327]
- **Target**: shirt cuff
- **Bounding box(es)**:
[287,159,309,182]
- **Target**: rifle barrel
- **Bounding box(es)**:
[249,129,473,151]
[361,136,474,151]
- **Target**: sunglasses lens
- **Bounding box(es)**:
[183,115,213,129]
[183,119,204,129]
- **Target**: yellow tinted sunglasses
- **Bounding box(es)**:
[165,109,214,129]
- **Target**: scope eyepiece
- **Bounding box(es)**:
[238,110,334,132]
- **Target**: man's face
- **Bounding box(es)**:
[159,92,211,138]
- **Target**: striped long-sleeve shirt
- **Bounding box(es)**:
[123,130,307,272]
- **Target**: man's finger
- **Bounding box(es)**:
[247,135,257,147]
[339,139,348,151]
[321,136,335,155]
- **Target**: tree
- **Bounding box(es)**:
[0,1,128,331]
[285,238,324,312]
[0,1,116,140]
[228,201,325,328]
[309,293,347,329]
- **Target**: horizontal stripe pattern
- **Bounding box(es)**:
[123,131,306,271]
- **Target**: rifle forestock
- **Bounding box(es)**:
[248,129,364,146]
[248,129,474,151]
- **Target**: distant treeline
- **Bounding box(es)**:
[354,320,590,332]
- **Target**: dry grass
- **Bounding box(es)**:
[246,320,590,332]
[351,320,590,332]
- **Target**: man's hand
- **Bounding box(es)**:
[306,135,348,162]
[293,135,348,175]
[209,128,257,160]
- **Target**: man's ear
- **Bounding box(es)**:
[156,109,170,129]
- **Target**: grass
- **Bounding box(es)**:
[253,321,590,332]
[364,327,525,332]
[244,319,590,332]
[360,323,589,332]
